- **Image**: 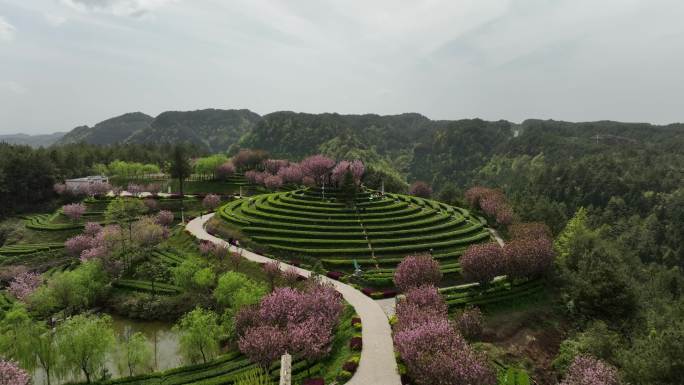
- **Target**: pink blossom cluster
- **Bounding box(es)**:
[54,182,112,197]
[198,241,229,260]
[300,154,336,185]
[263,159,290,174]
[232,149,269,171]
[215,162,236,180]
[202,194,221,211]
[84,222,103,236]
[464,186,515,226]
[88,182,113,196]
[8,271,43,302]
[0,359,30,385]
[155,210,174,227]
[393,253,443,292]
[263,174,283,190]
[198,240,215,255]
[461,238,555,284]
[62,203,86,222]
[245,170,284,190]
[503,237,555,280]
[393,284,495,385]
[65,223,123,263]
[560,355,621,385]
[507,222,552,241]
[408,181,432,198]
[277,164,304,184]
[394,285,448,332]
[330,160,365,186]
[460,242,505,285]
[238,282,343,368]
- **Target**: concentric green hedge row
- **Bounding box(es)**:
[219,187,492,273]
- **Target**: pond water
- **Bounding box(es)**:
[32,315,182,385]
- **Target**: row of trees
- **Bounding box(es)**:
[243,154,366,193]
[0,307,152,384]
[93,161,161,178]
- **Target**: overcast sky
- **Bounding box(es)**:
[1,0,684,134]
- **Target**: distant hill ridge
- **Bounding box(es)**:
[6,109,682,156]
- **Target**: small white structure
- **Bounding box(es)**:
[65,175,109,191]
[279,353,291,385]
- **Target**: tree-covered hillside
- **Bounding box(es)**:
[57,112,154,145]
[0,132,66,147]
[127,109,260,153]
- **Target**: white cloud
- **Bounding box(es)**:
[60,0,177,17]
[0,81,28,95]
[44,13,68,26]
[0,16,16,41]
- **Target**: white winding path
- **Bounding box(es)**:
[489,228,505,247]
[186,213,401,385]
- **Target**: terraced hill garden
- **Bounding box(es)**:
[218,187,492,289]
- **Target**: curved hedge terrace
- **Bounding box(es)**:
[219,187,491,274]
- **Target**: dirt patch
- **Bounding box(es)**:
[480,301,569,384]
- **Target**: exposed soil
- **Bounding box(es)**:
[480,298,569,385]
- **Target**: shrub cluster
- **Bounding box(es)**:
[393,253,442,292]
[393,284,495,385]
[461,238,555,284]
[465,186,514,226]
[560,355,621,385]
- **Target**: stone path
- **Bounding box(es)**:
[186,213,401,385]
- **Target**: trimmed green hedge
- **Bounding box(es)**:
[0,242,64,255]
[113,279,182,295]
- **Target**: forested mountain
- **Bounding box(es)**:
[0,132,65,147]
[56,112,154,145]
[52,109,260,152]
[126,109,260,153]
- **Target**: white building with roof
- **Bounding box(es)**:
[65,175,109,191]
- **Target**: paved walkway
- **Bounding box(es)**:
[375,298,397,318]
[489,228,505,247]
[186,213,401,385]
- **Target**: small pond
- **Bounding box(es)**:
[33,315,182,385]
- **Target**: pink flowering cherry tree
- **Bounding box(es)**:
[277,164,303,184]
[263,159,289,174]
[238,325,288,369]
[460,242,505,285]
[263,175,283,190]
[393,253,442,292]
[202,194,221,212]
[155,210,174,227]
[560,356,621,385]
[216,162,235,180]
[8,272,43,302]
[63,203,86,222]
[0,359,30,385]
[331,160,365,186]
[65,234,94,257]
[300,155,335,186]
